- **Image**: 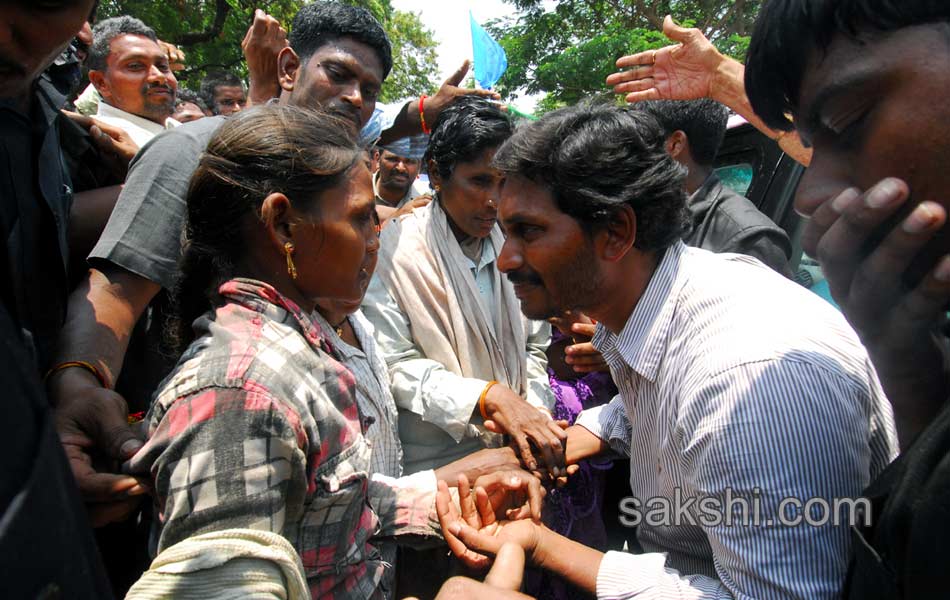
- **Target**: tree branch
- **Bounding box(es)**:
[174,0,232,46]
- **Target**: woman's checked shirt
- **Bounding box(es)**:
[128,279,441,599]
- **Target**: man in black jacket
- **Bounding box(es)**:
[1,0,114,597]
[638,99,791,275]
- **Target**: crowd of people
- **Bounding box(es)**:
[2,1,948,599]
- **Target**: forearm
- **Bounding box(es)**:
[710,58,812,166]
[564,424,608,464]
[532,526,602,594]
[51,267,159,387]
[377,100,418,146]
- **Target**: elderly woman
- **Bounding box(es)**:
[125,106,536,600]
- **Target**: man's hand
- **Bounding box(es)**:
[482,384,567,476]
[242,9,288,107]
[563,323,609,373]
[806,179,950,446]
[49,368,148,527]
[547,312,609,376]
[158,40,186,72]
[435,446,522,486]
[606,15,725,104]
[423,61,500,125]
[61,110,139,178]
[436,475,544,571]
[392,194,432,219]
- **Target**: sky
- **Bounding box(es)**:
[391,0,556,113]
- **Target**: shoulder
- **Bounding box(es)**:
[155,303,353,418]
[671,248,866,374]
[130,116,224,166]
[704,187,785,236]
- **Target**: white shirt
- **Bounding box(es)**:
[95,101,180,148]
[575,242,898,599]
[363,236,553,474]
[372,171,428,210]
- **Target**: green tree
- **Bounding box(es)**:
[488,0,758,113]
[95,0,439,101]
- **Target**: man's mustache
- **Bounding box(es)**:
[507,270,543,286]
[142,82,174,96]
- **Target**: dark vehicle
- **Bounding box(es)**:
[715,116,832,302]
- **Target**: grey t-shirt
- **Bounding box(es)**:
[89,116,225,289]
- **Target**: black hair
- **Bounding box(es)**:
[493,103,689,252]
[170,105,361,353]
[87,16,157,72]
[199,71,245,112]
[423,96,512,181]
[635,99,729,167]
[746,0,950,131]
[175,88,209,112]
[289,1,392,79]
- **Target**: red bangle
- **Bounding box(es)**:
[419,95,430,135]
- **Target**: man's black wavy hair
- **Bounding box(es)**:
[493,103,689,252]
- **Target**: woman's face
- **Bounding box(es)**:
[294,163,379,306]
[432,147,504,240]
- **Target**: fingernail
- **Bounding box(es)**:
[866,179,902,209]
[449,522,461,535]
[509,476,521,485]
[903,202,939,234]
[121,439,144,457]
[936,256,950,282]
[831,188,860,213]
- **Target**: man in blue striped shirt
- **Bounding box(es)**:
[436,103,898,599]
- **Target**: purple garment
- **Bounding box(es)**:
[525,330,617,600]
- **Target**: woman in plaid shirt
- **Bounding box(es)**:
[126,106,539,599]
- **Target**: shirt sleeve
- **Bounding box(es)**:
[575,395,631,458]
[361,273,489,443]
[88,117,223,289]
[367,469,442,539]
[131,385,309,554]
[524,319,556,411]
[594,360,880,599]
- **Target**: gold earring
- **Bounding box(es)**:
[284,242,298,280]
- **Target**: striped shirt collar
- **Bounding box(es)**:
[592,241,687,382]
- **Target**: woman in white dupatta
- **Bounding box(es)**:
[362,97,564,477]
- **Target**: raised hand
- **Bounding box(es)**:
[423,61,501,125]
[242,9,289,106]
[606,15,726,104]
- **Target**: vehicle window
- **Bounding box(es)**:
[715,163,754,197]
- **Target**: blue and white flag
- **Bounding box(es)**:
[470,12,508,89]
